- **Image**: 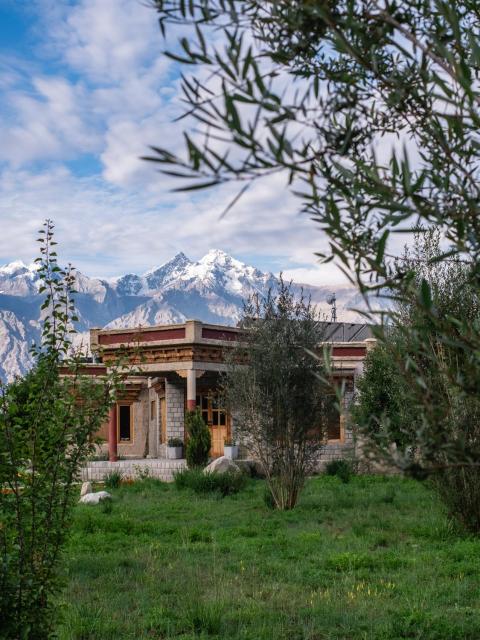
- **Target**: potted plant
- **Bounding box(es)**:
[167,437,184,460]
[224,440,239,460]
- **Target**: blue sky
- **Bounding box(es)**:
[0,0,343,285]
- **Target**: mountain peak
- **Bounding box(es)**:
[200,249,240,268]
[0,260,29,275]
[144,251,191,277]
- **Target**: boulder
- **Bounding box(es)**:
[80,481,92,497]
[204,456,240,475]
[79,491,111,505]
[236,459,265,478]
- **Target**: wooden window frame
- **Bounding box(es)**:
[324,393,345,444]
[327,413,345,444]
[117,403,134,444]
[159,396,166,444]
[195,392,230,431]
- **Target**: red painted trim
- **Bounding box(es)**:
[202,328,239,341]
[332,346,367,357]
[108,405,118,462]
[187,399,196,411]
[99,327,185,345]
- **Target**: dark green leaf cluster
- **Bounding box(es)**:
[185,409,211,468]
[324,458,354,483]
[352,339,418,449]
[173,467,247,496]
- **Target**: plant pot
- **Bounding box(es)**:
[224,444,239,460]
[167,446,183,460]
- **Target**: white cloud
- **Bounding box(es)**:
[52,0,162,81]
[0,0,359,287]
[0,74,98,165]
[0,164,349,285]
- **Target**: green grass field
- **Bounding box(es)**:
[58,476,480,639]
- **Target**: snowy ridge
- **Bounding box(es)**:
[0,250,374,382]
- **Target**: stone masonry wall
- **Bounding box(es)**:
[166,379,185,443]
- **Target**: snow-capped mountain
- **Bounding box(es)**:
[0,250,371,382]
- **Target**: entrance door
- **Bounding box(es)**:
[196,392,230,457]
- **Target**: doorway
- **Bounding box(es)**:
[196,392,230,457]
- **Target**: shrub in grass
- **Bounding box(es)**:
[185,409,211,468]
[325,459,353,483]
[263,486,276,509]
[0,223,124,639]
[381,484,397,504]
[104,470,122,490]
[174,468,246,496]
[100,498,113,515]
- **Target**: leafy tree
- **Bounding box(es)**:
[223,279,333,510]
[354,229,480,531]
[185,409,211,468]
[0,221,123,639]
[147,0,480,473]
[351,339,417,451]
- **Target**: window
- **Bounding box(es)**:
[196,393,210,425]
[325,398,342,441]
[118,404,132,442]
[150,399,156,421]
[195,393,228,427]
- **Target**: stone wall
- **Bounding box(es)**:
[234,389,356,470]
[165,379,185,442]
[81,458,186,482]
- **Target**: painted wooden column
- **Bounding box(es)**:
[108,404,118,462]
[186,369,196,411]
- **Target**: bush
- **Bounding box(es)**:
[168,438,184,447]
[0,221,122,639]
[104,471,122,490]
[434,468,480,534]
[185,410,211,468]
[174,468,247,497]
[263,486,276,509]
[325,459,353,484]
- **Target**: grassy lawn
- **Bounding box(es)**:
[58,476,480,639]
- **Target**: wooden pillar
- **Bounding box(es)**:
[108,404,118,462]
[186,369,196,411]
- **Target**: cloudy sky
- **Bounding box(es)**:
[0,0,348,285]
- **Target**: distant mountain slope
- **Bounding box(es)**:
[0,250,376,382]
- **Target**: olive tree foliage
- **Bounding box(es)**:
[353,229,480,530]
[0,221,124,639]
[147,0,480,473]
[223,279,333,510]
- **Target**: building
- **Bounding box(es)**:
[82,319,375,479]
